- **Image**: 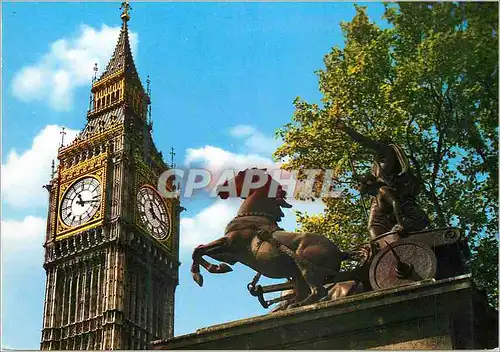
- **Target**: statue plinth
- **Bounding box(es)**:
[150,274,497,350]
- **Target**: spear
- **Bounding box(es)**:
[348,152,369,221]
[333,114,369,221]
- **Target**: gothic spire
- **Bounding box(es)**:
[98,1,139,81]
[87,0,149,121]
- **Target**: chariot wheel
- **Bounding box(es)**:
[369,238,437,290]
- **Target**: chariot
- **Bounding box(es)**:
[247,227,467,309]
[191,168,469,311]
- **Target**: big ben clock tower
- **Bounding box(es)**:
[40,2,181,350]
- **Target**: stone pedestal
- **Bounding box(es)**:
[150,275,497,350]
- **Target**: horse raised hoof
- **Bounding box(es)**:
[192,272,204,287]
[217,263,233,273]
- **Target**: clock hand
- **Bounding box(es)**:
[149,206,159,220]
[76,193,84,206]
[79,199,100,204]
[149,206,168,228]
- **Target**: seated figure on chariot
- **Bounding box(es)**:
[334,119,430,243]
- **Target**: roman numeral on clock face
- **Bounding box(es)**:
[137,186,170,240]
[60,177,102,227]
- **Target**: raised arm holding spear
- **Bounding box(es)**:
[333,118,429,243]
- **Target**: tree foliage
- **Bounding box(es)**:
[275,3,498,305]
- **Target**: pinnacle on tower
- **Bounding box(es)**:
[88,0,149,120]
[120,0,131,22]
[99,0,139,81]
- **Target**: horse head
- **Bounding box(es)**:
[216,168,292,221]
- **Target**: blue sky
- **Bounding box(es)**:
[1,2,387,349]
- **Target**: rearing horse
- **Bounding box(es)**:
[191,168,353,308]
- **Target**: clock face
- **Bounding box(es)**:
[137,186,170,240]
[60,177,102,227]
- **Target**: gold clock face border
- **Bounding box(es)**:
[136,184,173,248]
[59,176,102,227]
[56,171,106,240]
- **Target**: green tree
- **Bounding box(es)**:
[275,3,498,305]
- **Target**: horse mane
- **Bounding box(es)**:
[217,168,293,221]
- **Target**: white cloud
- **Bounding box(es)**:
[229,124,281,156]
[180,199,241,250]
[185,126,283,177]
[183,131,300,199]
[185,145,276,175]
[228,124,256,137]
[1,216,47,350]
[1,215,46,241]
[183,145,279,195]
[1,216,46,255]
[1,125,78,209]
[179,126,327,256]
[11,24,138,111]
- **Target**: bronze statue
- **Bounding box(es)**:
[190,169,364,309]
[334,119,429,241]
[190,169,465,311]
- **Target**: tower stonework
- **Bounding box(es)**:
[40,4,180,350]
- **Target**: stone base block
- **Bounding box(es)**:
[151,274,498,350]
